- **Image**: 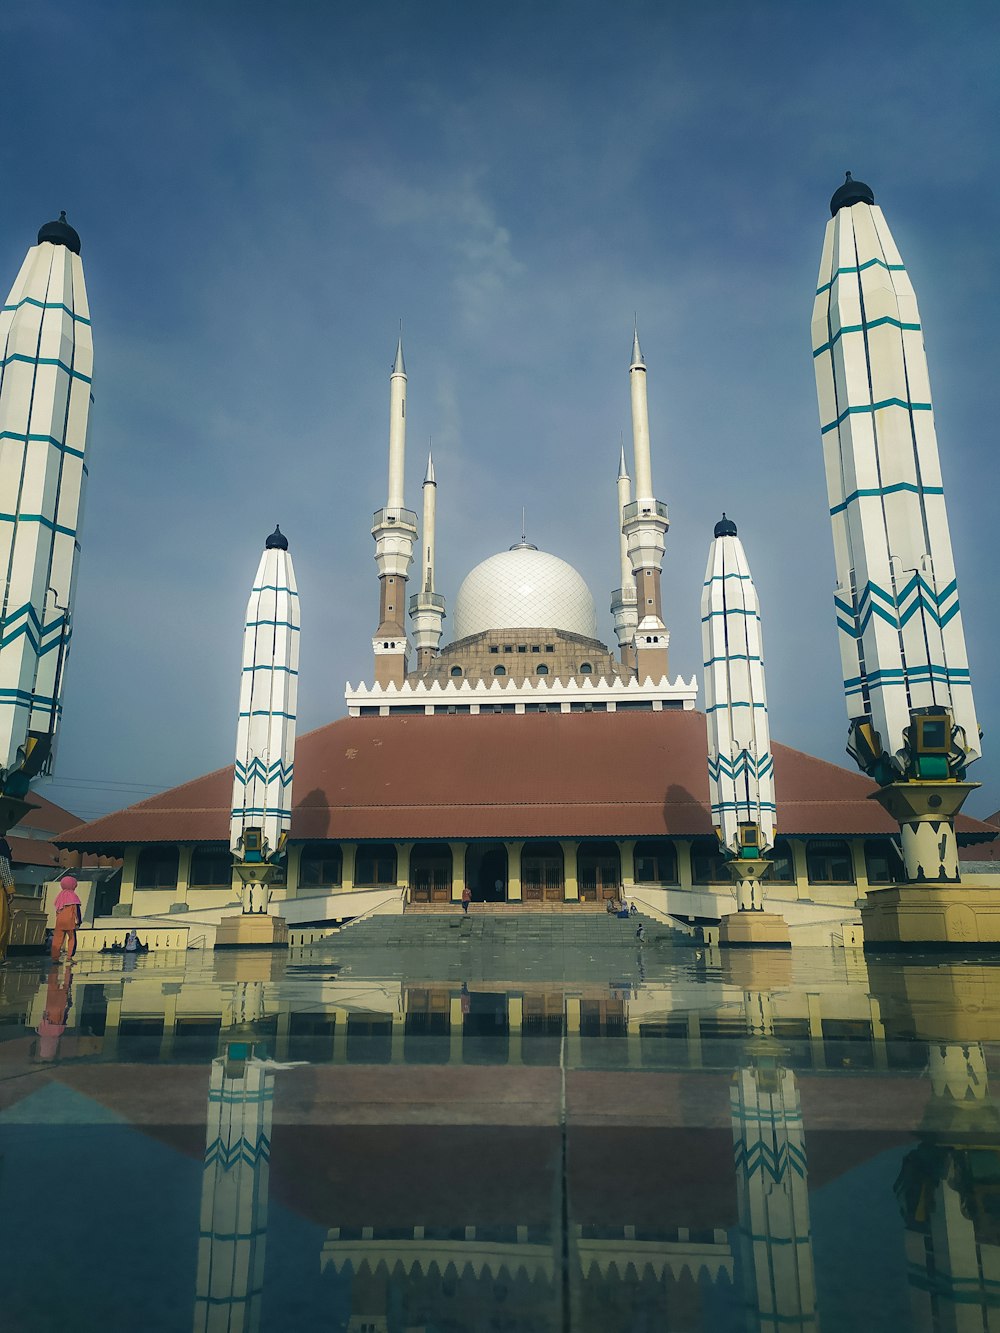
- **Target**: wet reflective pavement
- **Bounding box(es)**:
[3,940,1000,1331]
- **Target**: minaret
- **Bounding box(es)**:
[812,173,980,887]
[194,1045,274,1333]
[703,515,788,947]
[409,447,446,671]
[610,442,638,669]
[731,1018,818,1333]
[0,213,94,961]
[229,525,299,922]
[370,337,416,686]
[621,327,670,681]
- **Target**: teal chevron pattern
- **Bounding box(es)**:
[836,575,960,638]
[0,351,91,383]
[815,257,906,296]
[821,397,931,435]
[204,1133,271,1172]
[234,757,293,788]
[0,604,68,656]
[2,297,91,325]
[812,313,920,358]
[708,751,773,783]
[829,481,944,516]
[0,428,86,461]
[733,1136,807,1182]
[0,511,78,538]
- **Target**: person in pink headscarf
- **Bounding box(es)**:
[51,874,82,960]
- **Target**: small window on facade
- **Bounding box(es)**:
[189,846,232,888]
[690,837,730,885]
[494,665,506,676]
[450,666,463,677]
[806,839,855,885]
[299,842,343,888]
[531,645,540,653]
[768,839,796,883]
[489,646,499,654]
[536,664,549,675]
[518,645,527,653]
[545,644,555,652]
[355,843,397,886]
[579,662,593,674]
[634,840,678,884]
[136,845,180,890]
[864,838,900,884]
[504,645,513,654]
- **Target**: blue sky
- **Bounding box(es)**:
[1,0,998,820]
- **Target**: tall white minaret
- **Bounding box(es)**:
[621,327,670,680]
[610,442,638,669]
[371,337,416,687]
[409,447,446,671]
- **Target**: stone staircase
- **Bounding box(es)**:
[328,908,689,950]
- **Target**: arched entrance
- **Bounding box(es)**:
[465,843,507,902]
[577,840,621,902]
[409,842,452,903]
[522,841,564,903]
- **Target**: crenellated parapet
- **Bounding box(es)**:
[346,671,697,716]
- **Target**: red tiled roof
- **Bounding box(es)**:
[55,710,999,851]
[13,792,84,836]
[6,833,61,869]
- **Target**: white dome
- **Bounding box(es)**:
[452,546,598,641]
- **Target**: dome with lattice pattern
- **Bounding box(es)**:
[452,546,598,641]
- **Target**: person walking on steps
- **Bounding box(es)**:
[461,885,472,915]
[636,922,645,943]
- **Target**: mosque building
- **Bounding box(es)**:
[57,314,995,946]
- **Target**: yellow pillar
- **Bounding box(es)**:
[620,839,636,896]
[397,842,412,898]
[159,992,179,1059]
[341,843,357,892]
[449,995,464,1063]
[104,995,123,1058]
[450,843,466,902]
[792,841,811,900]
[676,839,694,889]
[508,841,523,901]
[686,1012,702,1069]
[275,1007,291,1060]
[508,995,523,1066]
[117,846,139,913]
[285,843,303,898]
[807,993,825,1069]
[332,1008,348,1063]
[174,846,192,909]
[562,840,579,901]
[391,1013,405,1064]
[565,996,582,1069]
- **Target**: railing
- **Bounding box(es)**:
[372,506,418,530]
[337,887,407,931]
[408,591,446,612]
[623,499,669,523]
[75,926,192,953]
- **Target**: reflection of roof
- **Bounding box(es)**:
[56,710,1000,850]
[453,547,598,641]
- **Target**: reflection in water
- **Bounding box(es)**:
[895,1043,1000,1329]
[194,1044,274,1333]
[731,991,818,1333]
[5,948,1000,1329]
